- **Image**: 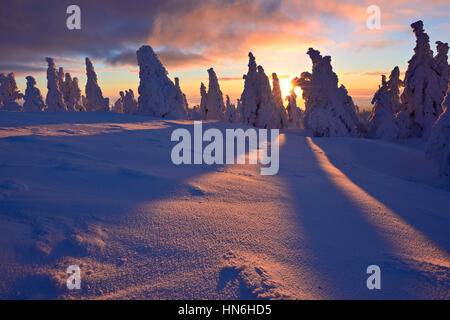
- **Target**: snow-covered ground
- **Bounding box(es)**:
[0,111,449,299]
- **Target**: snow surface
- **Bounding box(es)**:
[0,111,449,299]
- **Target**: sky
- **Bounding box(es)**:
[0,0,449,110]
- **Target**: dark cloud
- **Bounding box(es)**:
[0,64,46,75]
[0,0,333,74]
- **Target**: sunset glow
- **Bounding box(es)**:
[1,0,448,111]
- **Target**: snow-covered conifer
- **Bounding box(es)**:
[426,86,450,175]
[203,68,225,120]
[368,75,399,140]
[123,89,139,114]
[190,105,202,120]
[70,77,85,111]
[23,76,45,111]
[112,91,125,114]
[271,73,289,128]
[240,53,285,128]
[285,89,303,128]
[368,67,405,140]
[136,45,188,119]
[0,73,23,111]
[199,82,207,119]
[85,57,109,112]
[224,95,237,123]
[401,21,444,138]
[293,48,361,137]
[435,41,449,107]
[45,58,67,111]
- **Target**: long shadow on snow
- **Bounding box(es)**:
[277,134,443,299]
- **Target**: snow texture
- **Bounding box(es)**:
[401,21,446,138]
[137,45,188,119]
[0,112,449,299]
[84,58,109,112]
[294,48,361,137]
[23,76,46,111]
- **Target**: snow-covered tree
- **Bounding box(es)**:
[426,86,450,176]
[0,73,23,111]
[401,21,444,138]
[61,72,72,108]
[285,89,303,128]
[57,67,65,94]
[293,48,361,137]
[174,77,189,110]
[123,89,139,114]
[224,95,237,123]
[0,73,9,108]
[112,91,125,114]
[368,75,398,140]
[240,52,285,128]
[271,73,289,128]
[368,67,405,140]
[189,105,202,120]
[70,77,85,111]
[199,82,207,119]
[85,57,109,112]
[435,41,449,108]
[136,45,188,119]
[23,76,45,111]
[202,68,225,120]
[45,58,67,111]
[236,99,243,123]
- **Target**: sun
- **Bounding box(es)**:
[279,77,302,102]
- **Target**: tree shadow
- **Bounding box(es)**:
[276,134,447,299]
[311,137,450,254]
